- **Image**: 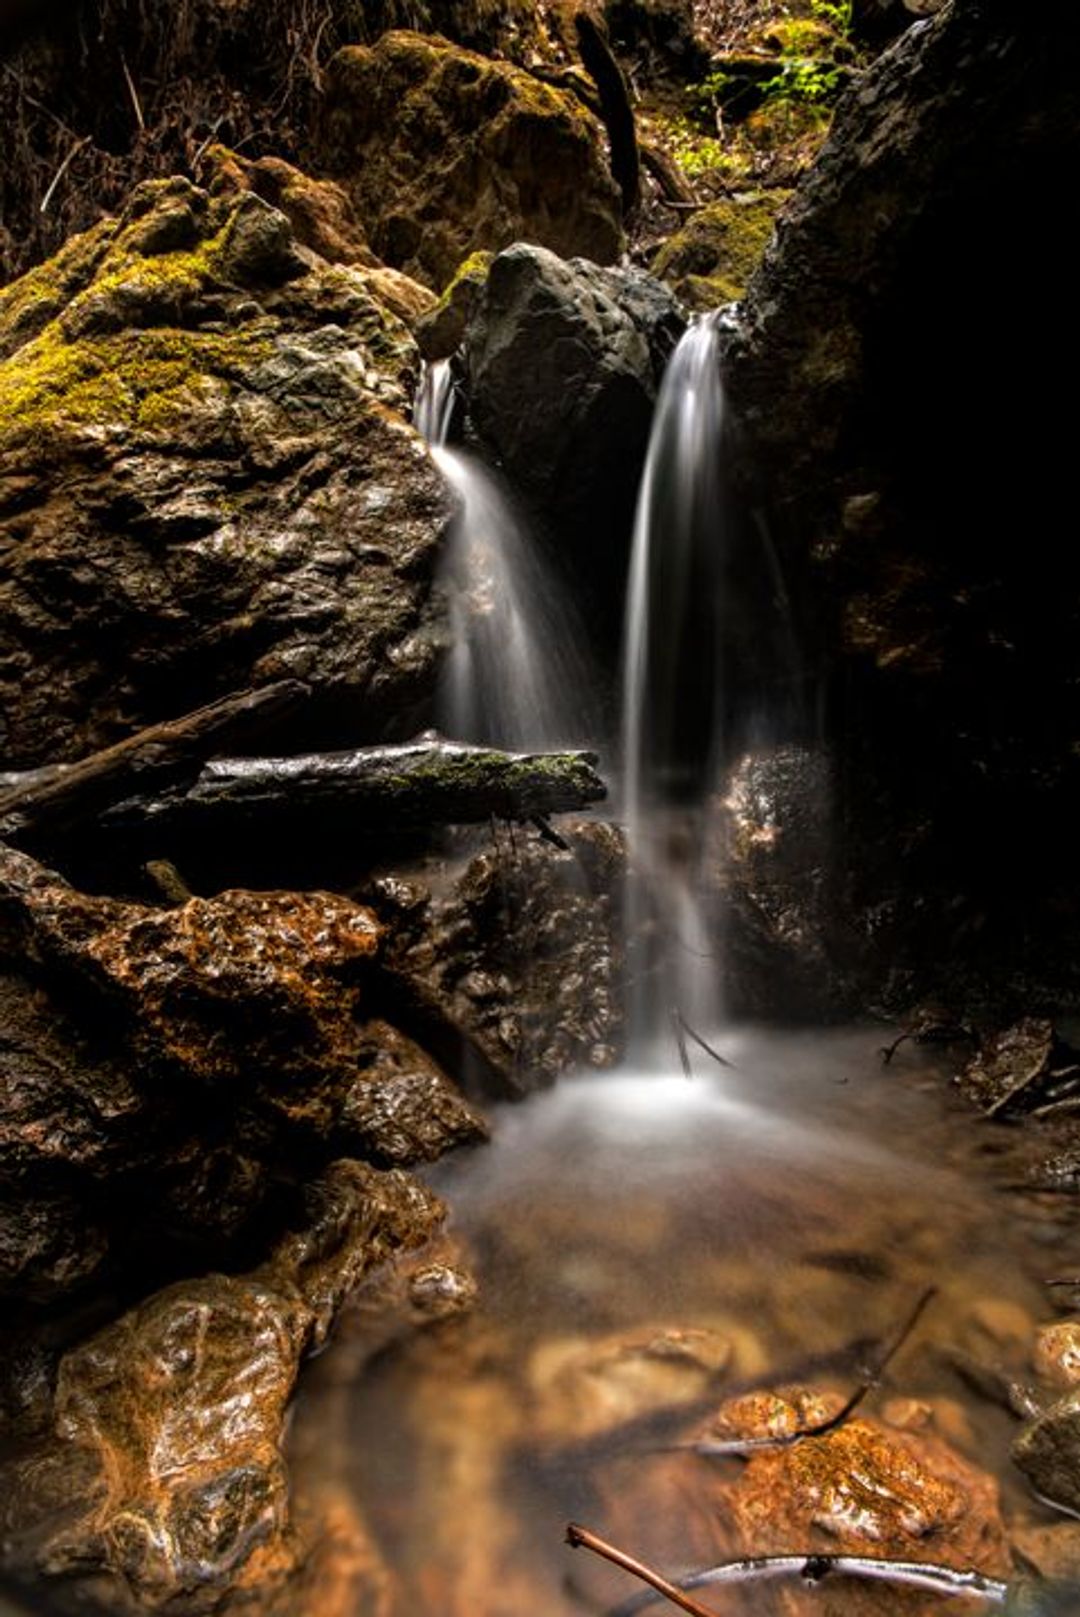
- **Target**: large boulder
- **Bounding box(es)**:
[0,175,450,770]
[462,243,684,635]
[0,1161,444,1614]
[317,31,624,290]
[723,0,1080,1014]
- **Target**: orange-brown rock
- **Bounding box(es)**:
[701,1388,1009,1615]
[1,1162,443,1613]
[318,31,623,288]
[206,148,437,328]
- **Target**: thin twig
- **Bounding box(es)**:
[677,1013,734,1070]
[662,1286,936,1458]
[120,52,145,132]
[672,1009,693,1080]
[572,1532,1015,1610]
[566,1525,721,1617]
[879,1030,912,1065]
[39,137,89,214]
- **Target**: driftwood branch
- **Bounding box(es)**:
[639,143,699,209]
[662,1286,935,1458]
[101,740,607,836]
[567,1525,1010,1616]
[0,681,308,847]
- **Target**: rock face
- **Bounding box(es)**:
[724,1,1080,1013]
[0,844,485,1307]
[318,32,624,290]
[0,174,449,770]
[1,1162,444,1613]
[463,243,683,633]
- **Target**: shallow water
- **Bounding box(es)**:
[292,1028,1080,1615]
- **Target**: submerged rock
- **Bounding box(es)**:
[318,31,624,289]
[1014,1391,1080,1517]
[463,243,683,630]
[0,1162,443,1613]
[705,1389,1008,1614]
[0,174,449,769]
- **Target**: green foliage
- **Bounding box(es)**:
[759,55,846,108]
[809,0,853,35]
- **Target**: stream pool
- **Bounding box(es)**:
[289,1028,1080,1616]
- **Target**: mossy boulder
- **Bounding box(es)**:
[651,191,790,310]
[416,250,494,361]
[317,30,624,288]
[0,175,451,769]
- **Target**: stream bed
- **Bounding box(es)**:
[289,1028,1080,1615]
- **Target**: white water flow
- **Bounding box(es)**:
[415,361,593,751]
[621,313,728,1052]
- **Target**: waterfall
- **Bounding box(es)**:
[620,313,728,1050]
[415,361,594,751]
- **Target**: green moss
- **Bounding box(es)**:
[0,323,272,443]
[652,192,789,305]
[435,249,494,306]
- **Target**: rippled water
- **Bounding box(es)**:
[291,1028,1080,1616]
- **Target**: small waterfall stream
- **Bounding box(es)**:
[620,313,729,1049]
[415,361,594,751]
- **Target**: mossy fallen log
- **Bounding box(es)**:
[101,740,607,836]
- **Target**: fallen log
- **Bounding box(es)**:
[0,681,308,848]
[101,740,607,836]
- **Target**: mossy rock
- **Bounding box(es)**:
[318,30,624,288]
[0,174,451,768]
[651,190,790,309]
[416,249,495,360]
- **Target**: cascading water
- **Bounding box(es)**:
[415,361,594,751]
[620,312,729,1050]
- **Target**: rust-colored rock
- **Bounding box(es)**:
[702,1388,1008,1615]
[318,31,623,288]
[1034,1321,1080,1389]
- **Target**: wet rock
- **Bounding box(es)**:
[719,745,851,1019]
[1014,1391,1080,1516]
[651,192,790,311]
[318,31,623,290]
[529,1325,731,1443]
[378,818,626,1095]
[0,1162,443,1612]
[707,1389,1009,1614]
[463,243,683,628]
[957,1022,1080,1119]
[0,845,484,1300]
[0,174,449,769]
[1033,1322,1080,1389]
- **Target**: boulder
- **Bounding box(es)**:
[416,250,494,361]
[1014,1391,1080,1517]
[0,1161,443,1613]
[317,31,624,290]
[651,191,790,311]
[462,242,684,633]
[0,174,450,770]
